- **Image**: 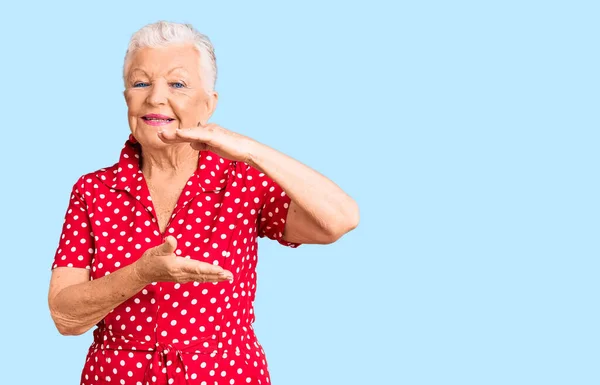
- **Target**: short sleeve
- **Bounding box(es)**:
[51,177,95,270]
[256,173,301,248]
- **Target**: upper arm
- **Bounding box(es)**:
[254,169,334,246]
[280,200,336,244]
[49,177,95,308]
[254,171,302,248]
[51,177,95,270]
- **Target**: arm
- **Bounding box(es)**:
[247,141,360,244]
[158,125,360,245]
[48,264,147,336]
[48,179,146,336]
[48,236,232,336]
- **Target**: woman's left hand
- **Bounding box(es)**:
[158,124,254,162]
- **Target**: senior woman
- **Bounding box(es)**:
[48,21,358,385]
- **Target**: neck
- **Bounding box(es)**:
[140,144,199,179]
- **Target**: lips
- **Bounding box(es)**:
[141,114,175,126]
[142,114,174,121]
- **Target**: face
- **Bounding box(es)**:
[123,44,218,149]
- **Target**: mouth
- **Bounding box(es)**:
[141,114,175,126]
[142,114,175,122]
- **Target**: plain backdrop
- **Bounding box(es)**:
[0,1,598,384]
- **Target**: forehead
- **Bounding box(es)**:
[127,44,201,77]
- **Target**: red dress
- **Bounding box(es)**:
[52,136,300,385]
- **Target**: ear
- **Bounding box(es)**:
[204,91,219,121]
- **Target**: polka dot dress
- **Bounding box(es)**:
[52,135,300,385]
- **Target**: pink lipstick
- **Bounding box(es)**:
[142,114,175,126]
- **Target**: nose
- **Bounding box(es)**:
[146,81,169,106]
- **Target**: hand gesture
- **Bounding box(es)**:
[157,123,253,162]
[133,236,233,284]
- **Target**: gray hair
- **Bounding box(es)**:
[123,21,217,92]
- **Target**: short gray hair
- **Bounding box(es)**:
[123,21,217,92]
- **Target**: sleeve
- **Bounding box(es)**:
[51,177,95,270]
[256,172,302,248]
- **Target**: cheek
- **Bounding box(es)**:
[171,96,203,122]
[124,88,149,111]
[127,114,139,134]
[125,91,144,114]
[124,94,141,131]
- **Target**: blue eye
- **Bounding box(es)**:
[133,82,149,88]
[171,82,185,88]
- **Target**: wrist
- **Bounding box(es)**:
[244,139,264,170]
[131,260,149,286]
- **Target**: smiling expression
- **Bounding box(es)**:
[123,44,217,149]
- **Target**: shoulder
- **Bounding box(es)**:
[227,161,278,200]
[69,162,120,195]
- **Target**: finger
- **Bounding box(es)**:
[196,269,233,280]
[157,125,208,143]
[155,236,177,256]
[157,126,211,145]
[192,273,233,284]
[157,126,178,142]
[218,269,234,281]
[174,125,218,144]
[179,259,226,276]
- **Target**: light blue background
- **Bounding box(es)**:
[0,0,598,384]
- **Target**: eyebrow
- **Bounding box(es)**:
[127,69,148,83]
[126,67,191,84]
[127,67,189,79]
[167,66,190,75]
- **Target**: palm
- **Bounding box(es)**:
[158,124,251,162]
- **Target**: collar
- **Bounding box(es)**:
[98,134,234,194]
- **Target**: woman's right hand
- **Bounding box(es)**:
[133,236,233,284]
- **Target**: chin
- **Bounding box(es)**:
[130,129,164,149]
